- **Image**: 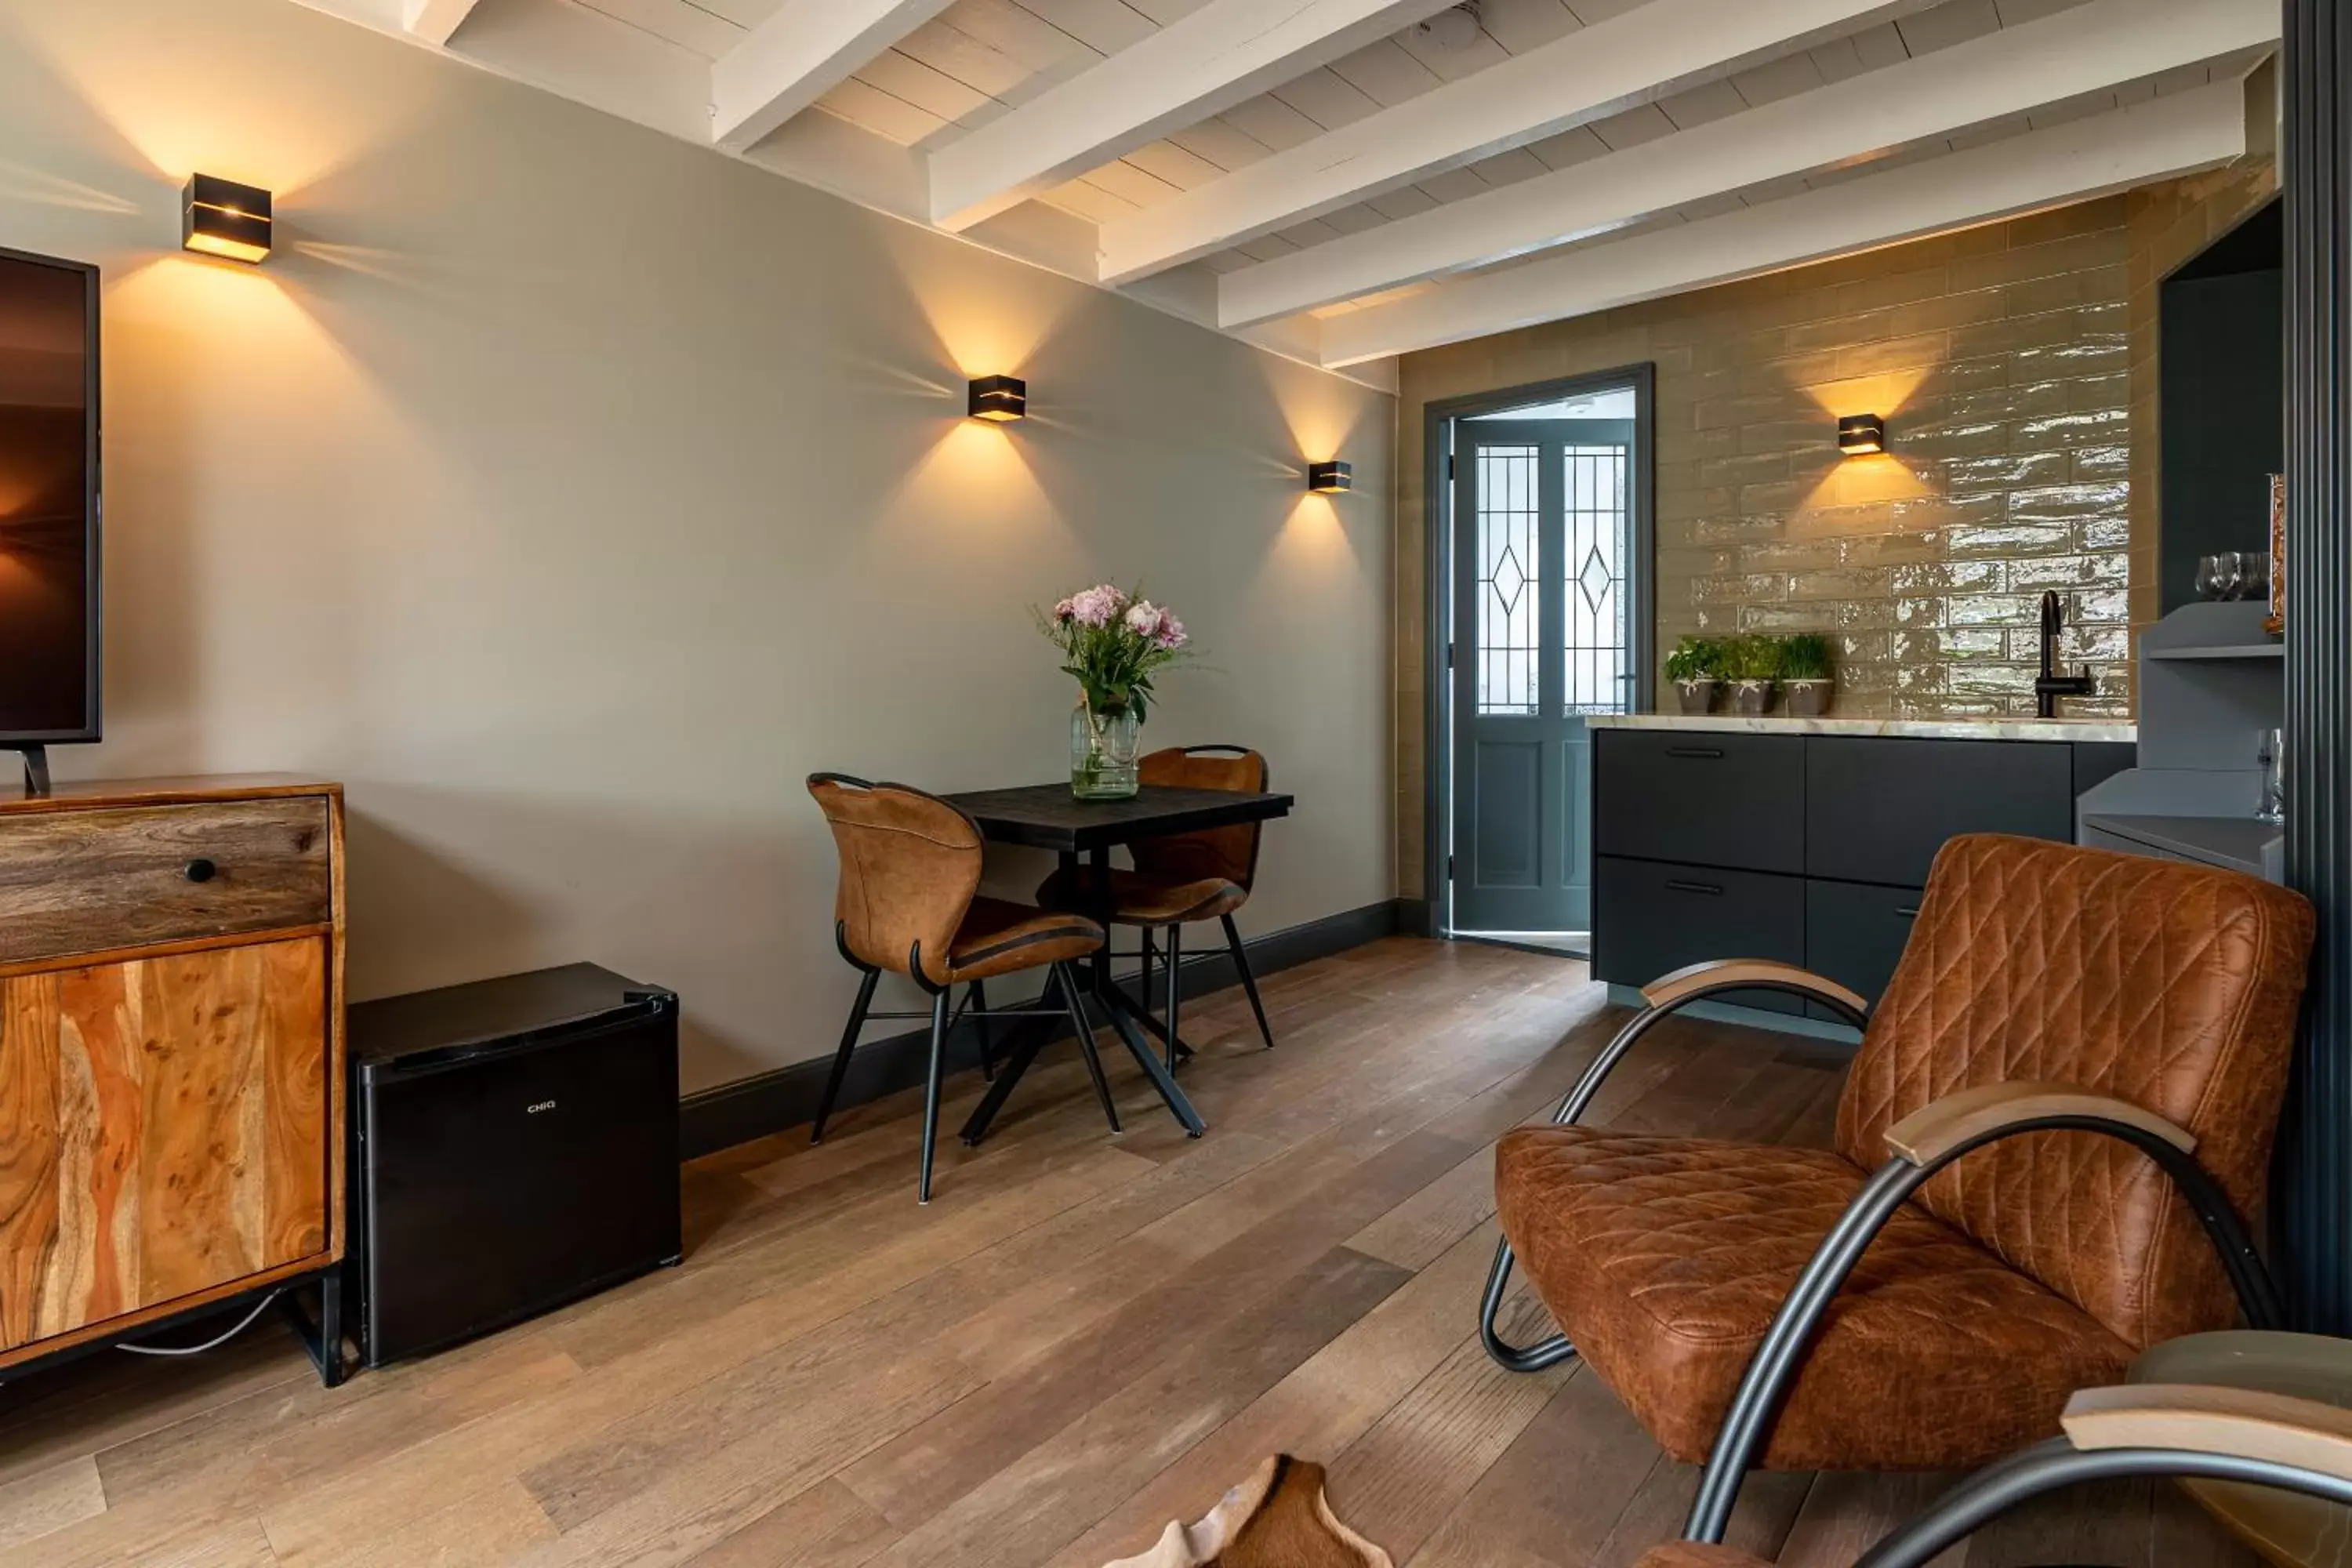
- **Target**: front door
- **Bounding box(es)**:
[1450,419,1637,935]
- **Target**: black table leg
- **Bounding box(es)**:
[957,965,1064,1145]
[1079,848,1203,1136]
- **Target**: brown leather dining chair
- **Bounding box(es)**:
[808,774,1114,1203]
[1036,744,1276,1070]
[1479,833,2315,1548]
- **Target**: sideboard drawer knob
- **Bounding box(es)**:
[184,858,218,884]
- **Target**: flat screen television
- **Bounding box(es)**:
[0,245,100,789]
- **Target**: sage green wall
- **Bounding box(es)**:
[0,0,1396,1092]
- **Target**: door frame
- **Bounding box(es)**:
[1419,363,1657,938]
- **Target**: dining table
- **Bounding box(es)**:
[943,780,1294,1146]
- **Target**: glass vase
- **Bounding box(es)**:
[1071,701,1142,800]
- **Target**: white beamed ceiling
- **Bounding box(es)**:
[283,0,2280,383]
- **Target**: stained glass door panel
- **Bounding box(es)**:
[1452,419,1636,934]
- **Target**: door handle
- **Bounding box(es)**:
[1664,746,1726,760]
[1665,880,1724,896]
[1893,905,1921,919]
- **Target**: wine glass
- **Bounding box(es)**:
[2196,554,2228,601]
[2212,551,2247,601]
[2241,550,2274,604]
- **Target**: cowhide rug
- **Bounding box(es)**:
[1104,1455,1394,1568]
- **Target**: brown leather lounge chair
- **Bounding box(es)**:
[1038,745,1278,1068]
[1636,1382,2352,1568]
[1483,833,2315,1548]
[808,774,1112,1203]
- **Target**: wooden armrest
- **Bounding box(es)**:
[1640,959,1868,1018]
[1885,1081,2196,1166]
[2065,1385,2352,1482]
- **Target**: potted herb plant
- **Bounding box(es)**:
[1779,632,1835,717]
[1036,583,1193,799]
[1719,633,1782,717]
[1664,636,1721,714]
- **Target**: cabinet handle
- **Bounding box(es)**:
[1664,746,1726,760]
[1894,904,1920,919]
[1665,879,1724,896]
[184,858,217,884]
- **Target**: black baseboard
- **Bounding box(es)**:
[678,898,1405,1160]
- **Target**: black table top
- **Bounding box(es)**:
[944,782,1294,852]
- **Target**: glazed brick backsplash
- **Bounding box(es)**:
[1393,171,2272,898]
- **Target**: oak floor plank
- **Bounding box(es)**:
[837,1128,1477,1531]
[1322,1328,1565,1562]
[857,1246,1414,1568]
[1044,1224,1561,1568]
[677,1479,900,1568]
[0,1452,106,1554]
[1775,1472,1965,1568]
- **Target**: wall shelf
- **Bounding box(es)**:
[2144,641,2283,661]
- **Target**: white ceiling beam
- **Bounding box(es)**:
[712,0,959,153]
[927,0,1461,234]
[403,0,485,45]
[1317,77,2249,366]
[1220,0,2279,327]
[1098,0,1939,286]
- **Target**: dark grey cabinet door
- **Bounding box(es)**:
[1451,420,1635,932]
[1804,878,1926,1017]
[1593,855,1809,1014]
[1594,730,1806,875]
[1805,737,2074,887]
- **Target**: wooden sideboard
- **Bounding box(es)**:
[0,775,345,1379]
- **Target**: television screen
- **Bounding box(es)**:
[0,248,99,742]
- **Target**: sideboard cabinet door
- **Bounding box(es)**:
[0,935,329,1352]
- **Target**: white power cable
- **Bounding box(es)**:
[115,1289,285,1357]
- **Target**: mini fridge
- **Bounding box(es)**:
[350,964,682,1368]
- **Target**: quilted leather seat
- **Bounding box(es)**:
[1497,834,2314,1473]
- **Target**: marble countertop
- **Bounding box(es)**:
[1586,713,2138,744]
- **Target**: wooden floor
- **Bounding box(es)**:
[0,938,2262,1567]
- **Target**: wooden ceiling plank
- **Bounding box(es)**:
[713,0,962,151]
[1216,0,2277,326]
[1316,75,2249,365]
[1096,0,1940,285]
[926,0,1461,230]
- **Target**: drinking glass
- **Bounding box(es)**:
[2241,550,2274,603]
[2196,554,2228,601]
[2212,551,2247,601]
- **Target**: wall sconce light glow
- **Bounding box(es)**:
[183,174,273,264]
[967,375,1027,422]
[1308,460,1352,494]
[1837,413,1886,456]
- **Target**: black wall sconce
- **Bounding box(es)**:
[1837,413,1886,456]
[1308,460,1352,494]
[967,375,1027,422]
[183,175,273,265]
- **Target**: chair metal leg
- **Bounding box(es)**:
[1163,923,1184,1072]
[1478,1239,1577,1373]
[812,968,880,1144]
[1055,962,1120,1134]
[916,988,950,1204]
[968,978,996,1082]
[1223,913,1274,1049]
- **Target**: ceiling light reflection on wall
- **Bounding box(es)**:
[182,175,273,264]
[1837,414,1886,456]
